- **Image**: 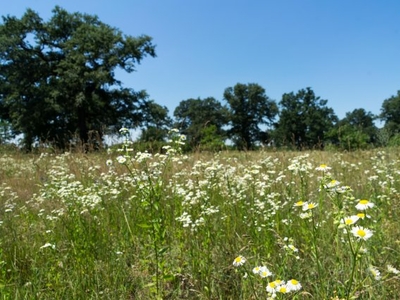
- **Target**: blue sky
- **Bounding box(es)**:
[3,0,400,122]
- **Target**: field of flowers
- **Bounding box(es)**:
[0,131,400,299]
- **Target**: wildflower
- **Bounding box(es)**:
[287,279,302,292]
[302,202,318,211]
[356,212,366,219]
[116,156,127,164]
[387,265,400,274]
[119,127,129,134]
[316,164,331,171]
[340,215,360,226]
[327,179,340,188]
[233,255,246,267]
[351,226,373,241]
[294,200,304,207]
[252,266,262,274]
[368,266,381,280]
[106,159,113,166]
[266,280,282,294]
[259,266,273,278]
[276,283,289,294]
[355,199,374,210]
[299,211,312,219]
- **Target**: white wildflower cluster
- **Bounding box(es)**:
[232,255,302,297]
[288,154,313,175]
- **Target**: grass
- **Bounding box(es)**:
[0,138,400,299]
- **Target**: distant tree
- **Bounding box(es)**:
[138,101,172,142]
[274,87,337,149]
[223,83,278,150]
[380,91,400,135]
[0,7,156,150]
[329,108,377,150]
[0,119,13,144]
[173,97,228,149]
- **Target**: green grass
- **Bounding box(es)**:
[0,143,400,299]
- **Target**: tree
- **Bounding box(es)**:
[138,101,172,142]
[274,87,337,149]
[329,108,377,150]
[223,83,278,150]
[0,7,156,150]
[380,91,400,135]
[173,97,228,150]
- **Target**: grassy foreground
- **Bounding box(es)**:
[0,139,400,299]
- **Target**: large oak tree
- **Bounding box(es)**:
[274,87,337,149]
[0,6,156,149]
[173,97,228,149]
[224,83,278,150]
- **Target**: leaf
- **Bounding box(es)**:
[137,223,152,229]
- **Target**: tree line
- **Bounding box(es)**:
[1,7,400,151]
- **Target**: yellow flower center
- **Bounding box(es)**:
[357,213,365,218]
[279,286,287,293]
[345,219,353,225]
[290,279,298,285]
[359,200,369,205]
[357,229,366,237]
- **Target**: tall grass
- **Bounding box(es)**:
[0,137,399,299]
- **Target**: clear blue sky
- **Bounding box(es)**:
[3,0,400,122]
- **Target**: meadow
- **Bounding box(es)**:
[0,131,400,299]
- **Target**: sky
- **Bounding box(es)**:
[3,0,400,124]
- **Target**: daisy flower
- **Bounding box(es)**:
[355,199,374,210]
[259,266,272,278]
[340,215,360,226]
[287,279,302,292]
[252,266,262,274]
[233,255,246,267]
[276,284,289,294]
[356,212,367,219]
[351,226,373,241]
[266,280,283,294]
[294,200,304,207]
[302,202,318,211]
[316,164,331,171]
[116,155,127,164]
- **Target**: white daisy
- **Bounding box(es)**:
[233,255,246,267]
[355,199,374,210]
[351,226,373,241]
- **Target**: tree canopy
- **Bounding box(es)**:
[380,91,400,135]
[173,97,228,150]
[0,6,156,149]
[329,108,377,150]
[274,88,337,149]
[224,83,278,150]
